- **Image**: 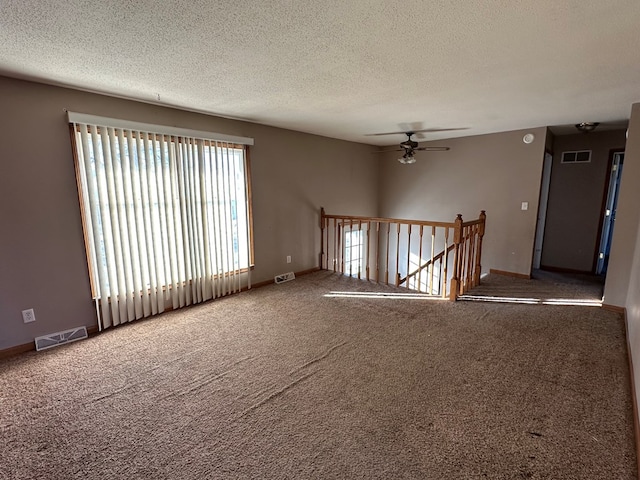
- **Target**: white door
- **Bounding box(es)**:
[533,152,553,269]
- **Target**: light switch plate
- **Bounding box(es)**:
[521,202,529,211]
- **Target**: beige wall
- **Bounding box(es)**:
[378,128,547,277]
[0,76,378,350]
[604,102,640,440]
[625,216,640,447]
[542,130,626,272]
[605,104,640,307]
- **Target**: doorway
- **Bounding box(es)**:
[532,151,553,269]
[596,151,624,275]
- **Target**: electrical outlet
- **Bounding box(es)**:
[521,201,529,211]
[22,308,36,323]
[286,255,292,263]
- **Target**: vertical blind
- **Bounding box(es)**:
[70,114,253,330]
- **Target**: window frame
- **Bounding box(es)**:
[561,150,592,164]
[69,124,255,302]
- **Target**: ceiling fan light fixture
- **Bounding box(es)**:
[575,122,599,133]
[398,153,416,164]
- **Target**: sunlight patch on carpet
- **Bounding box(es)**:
[460,295,603,307]
[324,291,447,300]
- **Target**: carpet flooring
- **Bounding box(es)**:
[0,271,635,479]
[461,270,606,303]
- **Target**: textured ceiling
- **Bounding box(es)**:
[1,1,639,145]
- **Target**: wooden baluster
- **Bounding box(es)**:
[474,211,486,287]
[405,224,412,289]
[333,218,339,272]
[324,216,329,270]
[320,207,326,269]
[435,256,440,296]
[462,225,469,292]
[395,223,401,287]
[442,228,449,299]
[358,220,362,279]
[429,226,436,295]
[375,221,380,283]
[468,228,474,289]
[348,218,353,277]
[471,225,478,289]
[417,225,424,292]
[471,226,477,287]
[460,225,467,294]
[461,226,469,294]
[365,221,370,281]
[439,255,444,296]
[449,214,463,301]
[385,223,390,285]
[338,221,343,274]
[470,226,477,288]
[466,225,475,292]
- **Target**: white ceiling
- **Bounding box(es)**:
[1,1,639,145]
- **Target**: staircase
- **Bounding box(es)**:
[320,209,486,300]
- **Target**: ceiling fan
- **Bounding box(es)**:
[367,127,466,164]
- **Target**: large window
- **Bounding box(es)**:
[70,113,254,329]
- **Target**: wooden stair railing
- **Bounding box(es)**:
[397,243,455,288]
[320,209,486,300]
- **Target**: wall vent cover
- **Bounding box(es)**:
[34,326,88,351]
[274,272,296,284]
[561,150,591,163]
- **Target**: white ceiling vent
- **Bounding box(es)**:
[34,326,88,351]
[561,150,592,164]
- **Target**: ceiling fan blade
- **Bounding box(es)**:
[373,146,449,154]
[415,146,451,151]
[412,127,468,134]
[371,149,405,154]
[365,127,468,136]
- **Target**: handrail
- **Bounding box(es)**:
[398,243,455,286]
[462,218,485,227]
[399,227,478,287]
[320,208,486,300]
[323,213,457,229]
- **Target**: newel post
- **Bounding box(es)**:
[473,210,486,287]
[320,207,326,270]
[449,214,463,301]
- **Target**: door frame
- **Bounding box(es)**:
[532,150,554,270]
[592,148,625,274]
